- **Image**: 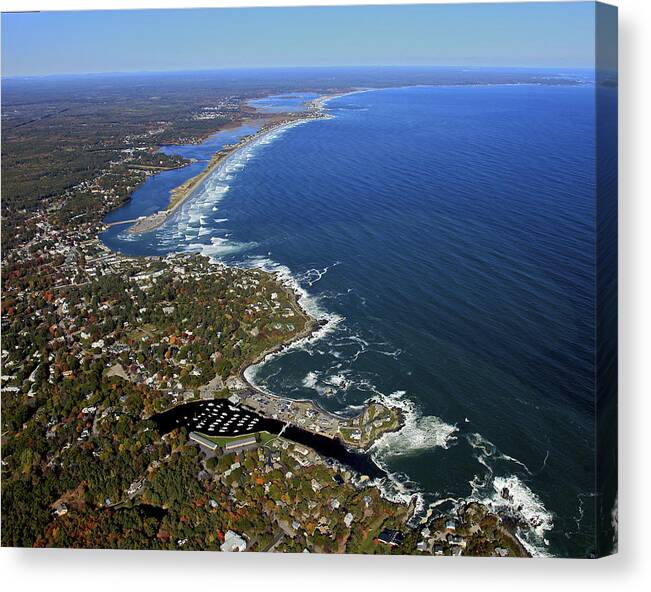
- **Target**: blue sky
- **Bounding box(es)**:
[1,3,597,76]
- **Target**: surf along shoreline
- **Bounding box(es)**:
[118,90,405,454]
[99,89,536,556]
[235,283,405,454]
[126,96,333,235]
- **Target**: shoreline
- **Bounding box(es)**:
[234,277,405,451]
[111,88,405,453]
[124,103,332,235]
[237,272,405,453]
[94,90,537,556]
[134,256,404,455]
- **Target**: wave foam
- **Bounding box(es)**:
[240,257,344,389]
[297,261,341,287]
[370,389,458,459]
[478,475,554,557]
[302,371,319,390]
[186,236,256,258]
[157,117,323,245]
[466,432,533,475]
[244,255,344,333]
[324,372,349,389]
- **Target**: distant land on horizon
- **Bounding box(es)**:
[2,64,598,80]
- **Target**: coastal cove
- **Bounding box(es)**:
[100,81,603,557]
[101,91,397,483]
[151,399,385,479]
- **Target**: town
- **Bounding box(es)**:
[2,74,529,556]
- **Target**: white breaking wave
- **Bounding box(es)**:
[324,372,349,388]
[244,255,344,333]
[369,389,458,459]
[157,116,321,247]
[477,474,554,557]
[298,369,352,398]
[302,371,319,390]
[374,414,459,458]
[366,471,426,521]
[187,237,256,259]
[465,431,554,554]
[466,431,533,475]
[297,261,341,287]
[241,256,344,388]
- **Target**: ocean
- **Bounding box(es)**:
[101,81,602,557]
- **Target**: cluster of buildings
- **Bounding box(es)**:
[193,97,243,121]
[1,208,255,415]
[192,433,402,553]
[2,90,529,558]
[242,390,341,437]
[240,387,400,451]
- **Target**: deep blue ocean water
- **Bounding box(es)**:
[102,84,600,557]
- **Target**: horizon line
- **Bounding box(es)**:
[2,63,595,80]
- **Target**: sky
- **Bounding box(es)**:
[1,3,598,77]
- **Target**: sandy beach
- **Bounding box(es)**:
[127,102,331,235]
